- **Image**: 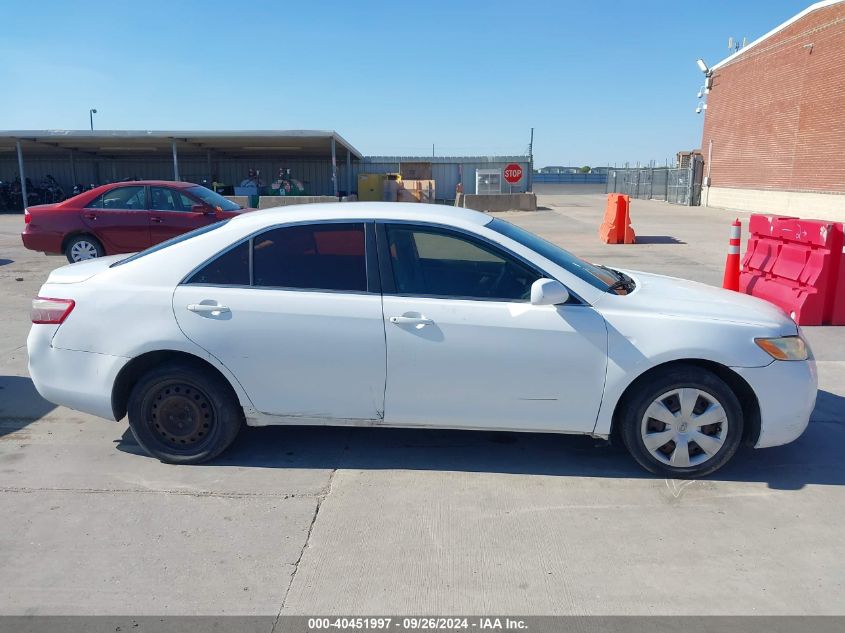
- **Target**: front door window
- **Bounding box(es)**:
[385,224,539,301]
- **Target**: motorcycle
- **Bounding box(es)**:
[0,181,12,211]
[39,174,66,204]
[7,177,36,210]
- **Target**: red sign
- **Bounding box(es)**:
[503,163,523,184]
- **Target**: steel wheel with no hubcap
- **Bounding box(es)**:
[640,387,729,468]
[146,382,215,452]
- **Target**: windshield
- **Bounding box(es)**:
[488,218,617,291]
[111,220,230,267]
[186,185,241,212]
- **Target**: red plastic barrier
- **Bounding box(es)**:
[740,214,845,325]
[832,245,845,325]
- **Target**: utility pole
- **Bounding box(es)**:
[528,127,534,192]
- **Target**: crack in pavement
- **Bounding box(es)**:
[272,466,338,632]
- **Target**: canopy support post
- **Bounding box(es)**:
[346,151,352,198]
[172,141,180,181]
[331,136,338,198]
[16,141,27,209]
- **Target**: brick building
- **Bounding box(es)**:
[701,0,845,220]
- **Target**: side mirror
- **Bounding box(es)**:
[530,278,570,306]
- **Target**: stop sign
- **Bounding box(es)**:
[503,163,523,184]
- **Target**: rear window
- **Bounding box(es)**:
[111,220,230,267]
[87,185,146,210]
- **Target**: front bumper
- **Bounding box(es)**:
[27,324,128,421]
[733,359,818,448]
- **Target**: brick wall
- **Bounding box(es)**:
[701,2,845,194]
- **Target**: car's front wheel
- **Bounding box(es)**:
[127,361,243,464]
[619,365,743,478]
[65,235,104,263]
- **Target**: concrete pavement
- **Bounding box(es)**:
[0,194,843,616]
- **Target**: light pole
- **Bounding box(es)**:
[528,127,534,193]
[89,109,98,131]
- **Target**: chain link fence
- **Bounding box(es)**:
[606,157,704,205]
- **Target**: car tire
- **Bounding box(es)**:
[619,364,743,478]
[127,361,244,464]
[65,234,105,263]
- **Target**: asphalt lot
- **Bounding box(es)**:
[1,192,843,616]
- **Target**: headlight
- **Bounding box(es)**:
[755,336,809,361]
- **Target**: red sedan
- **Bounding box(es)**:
[21,181,249,262]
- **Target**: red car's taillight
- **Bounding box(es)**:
[31,297,75,324]
[24,209,31,224]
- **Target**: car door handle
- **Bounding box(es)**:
[150,216,163,223]
[389,315,433,326]
[187,303,230,315]
[83,212,97,220]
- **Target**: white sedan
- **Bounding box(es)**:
[27,203,817,478]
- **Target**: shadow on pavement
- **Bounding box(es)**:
[0,375,57,436]
[116,389,845,489]
[0,258,13,266]
[634,235,686,245]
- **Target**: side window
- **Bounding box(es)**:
[179,193,201,211]
[252,223,366,291]
[186,242,249,285]
[85,194,103,209]
[86,186,146,210]
[385,225,540,301]
[150,187,181,212]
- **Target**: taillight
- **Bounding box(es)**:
[31,297,75,324]
[24,209,31,224]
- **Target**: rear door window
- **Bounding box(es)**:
[86,186,146,210]
[186,242,249,285]
[252,223,366,291]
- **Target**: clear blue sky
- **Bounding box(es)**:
[0,0,811,166]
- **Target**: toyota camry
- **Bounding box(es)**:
[21,181,247,263]
[27,203,817,477]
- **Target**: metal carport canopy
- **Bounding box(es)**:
[0,130,363,159]
[0,130,362,201]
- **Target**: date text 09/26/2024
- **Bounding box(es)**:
[306,617,528,631]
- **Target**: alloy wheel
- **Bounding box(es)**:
[640,388,729,468]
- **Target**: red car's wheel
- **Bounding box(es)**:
[65,235,104,263]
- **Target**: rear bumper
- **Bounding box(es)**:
[733,359,818,448]
[21,229,63,254]
[27,324,128,421]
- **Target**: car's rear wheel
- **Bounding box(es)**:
[65,235,104,263]
[619,365,743,478]
[127,361,243,464]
